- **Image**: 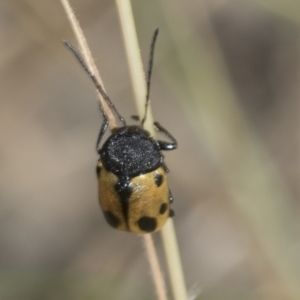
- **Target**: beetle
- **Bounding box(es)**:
[64,29,177,233]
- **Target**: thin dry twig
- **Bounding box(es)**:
[142,234,168,300]
[115,1,188,300]
[60,1,171,300]
[161,220,188,300]
[115,1,169,299]
[115,0,155,134]
[60,0,117,129]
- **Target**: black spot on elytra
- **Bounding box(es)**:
[137,216,157,232]
[159,203,168,214]
[154,173,163,187]
[104,211,120,228]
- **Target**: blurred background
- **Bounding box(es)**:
[0,0,299,299]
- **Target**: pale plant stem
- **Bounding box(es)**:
[161,220,188,300]
[143,234,168,300]
[115,2,168,299]
[115,0,154,134]
[115,1,188,300]
[60,0,117,129]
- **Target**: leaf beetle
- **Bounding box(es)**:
[64,29,177,233]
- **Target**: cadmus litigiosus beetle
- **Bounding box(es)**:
[64,29,177,233]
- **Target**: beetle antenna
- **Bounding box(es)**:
[63,40,126,126]
[141,28,159,127]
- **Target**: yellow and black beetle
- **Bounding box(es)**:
[64,29,177,233]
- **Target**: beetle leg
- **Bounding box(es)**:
[96,160,102,177]
[131,115,140,121]
[154,122,177,150]
[169,189,174,203]
[169,209,175,218]
[162,162,170,173]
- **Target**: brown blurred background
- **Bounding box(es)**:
[0,1,299,300]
